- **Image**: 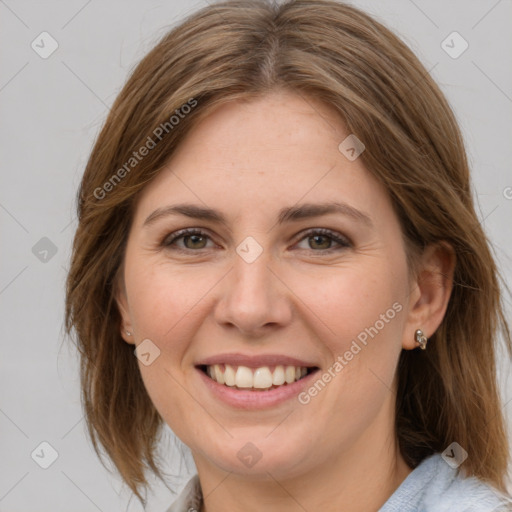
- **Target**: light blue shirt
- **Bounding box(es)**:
[166,453,512,511]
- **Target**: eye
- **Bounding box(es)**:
[294,228,351,252]
[162,228,215,251]
[161,227,351,254]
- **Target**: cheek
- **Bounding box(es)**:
[296,259,405,410]
[299,261,403,350]
[124,261,213,432]
[126,259,218,348]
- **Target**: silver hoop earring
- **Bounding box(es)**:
[415,329,427,350]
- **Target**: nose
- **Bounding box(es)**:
[213,246,293,337]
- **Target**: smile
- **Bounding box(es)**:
[195,353,321,408]
[200,364,315,391]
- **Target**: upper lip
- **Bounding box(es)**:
[196,353,319,368]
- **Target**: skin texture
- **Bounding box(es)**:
[116,90,455,512]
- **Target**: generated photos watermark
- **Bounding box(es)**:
[93,98,198,200]
[298,301,403,404]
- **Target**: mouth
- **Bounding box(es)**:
[197,364,319,391]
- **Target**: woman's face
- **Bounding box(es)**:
[117,90,420,480]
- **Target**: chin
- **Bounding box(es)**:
[193,429,315,480]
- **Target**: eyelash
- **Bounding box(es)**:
[161,227,351,254]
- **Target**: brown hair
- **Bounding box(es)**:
[65,0,512,504]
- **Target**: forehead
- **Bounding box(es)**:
[171,91,345,168]
[133,91,391,226]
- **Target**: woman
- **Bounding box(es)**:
[65,0,512,510]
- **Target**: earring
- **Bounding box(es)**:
[415,329,427,350]
[125,330,132,336]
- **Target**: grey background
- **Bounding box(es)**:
[1,0,511,510]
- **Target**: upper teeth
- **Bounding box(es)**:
[206,364,308,389]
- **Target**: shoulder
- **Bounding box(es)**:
[380,453,512,512]
[423,468,512,511]
[164,474,202,512]
[166,456,512,512]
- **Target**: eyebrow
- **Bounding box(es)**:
[143,201,373,228]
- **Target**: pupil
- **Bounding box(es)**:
[187,235,204,248]
[312,235,329,249]
[183,234,332,250]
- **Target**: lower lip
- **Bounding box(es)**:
[196,367,320,410]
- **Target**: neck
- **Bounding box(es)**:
[199,449,410,512]
[193,403,412,512]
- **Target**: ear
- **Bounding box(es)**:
[402,241,456,350]
[115,273,136,345]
